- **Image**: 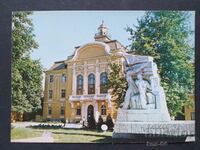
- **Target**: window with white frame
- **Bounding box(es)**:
[76,105,81,115]
[77,74,83,95]
[48,106,52,115]
[191,112,195,120]
[101,105,106,115]
[100,72,108,93]
[88,73,95,94]
[61,89,66,98]
[60,106,65,115]
[61,74,67,83]
[49,75,54,83]
[48,90,53,99]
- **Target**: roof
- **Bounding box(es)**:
[48,61,67,71]
[105,40,127,51]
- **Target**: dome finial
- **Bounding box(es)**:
[94,21,111,41]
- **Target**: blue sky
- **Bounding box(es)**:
[30,11,195,70]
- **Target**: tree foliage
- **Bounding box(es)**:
[12,12,43,114]
[108,63,128,109]
[126,11,194,117]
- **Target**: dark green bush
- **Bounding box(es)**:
[105,114,114,131]
[97,115,104,132]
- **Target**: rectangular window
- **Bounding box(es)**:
[60,106,64,115]
[49,90,53,99]
[49,75,54,83]
[101,105,106,115]
[191,112,195,120]
[61,89,66,98]
[76,106,81,115]
[48,107,52,115]
[61,74,67,83]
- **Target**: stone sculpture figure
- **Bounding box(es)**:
[122,70,138,109]
[112,52,194,139]
[131,72,155,109]
[119,52,155,110]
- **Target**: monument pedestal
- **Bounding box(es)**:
[113,121,195,138]
[116,109,171,122]
[113,109,195,139]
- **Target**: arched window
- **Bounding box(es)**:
[100,72,108,93]
[77,75,83,95]
[101,105,106,115]
[88,73,95,94]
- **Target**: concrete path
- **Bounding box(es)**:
[11,122,42,128]
[11,131,54,143]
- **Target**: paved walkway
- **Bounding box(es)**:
[11,131,54,143]
[11,122,42,128]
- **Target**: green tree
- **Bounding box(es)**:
[126,11,194,117]
[12,12,43,117]
[108,63,128,109]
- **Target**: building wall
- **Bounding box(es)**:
[43,69,67,120]
[184,95,195,120]
[43,43,122,123]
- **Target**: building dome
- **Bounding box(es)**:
[95,21,111,42]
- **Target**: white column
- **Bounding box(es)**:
[95,59,100,95]
[83,61,88,95]
[72,63,76,95]
[85,103,88,121]
[81,102,85,121]
[93,102,99,122]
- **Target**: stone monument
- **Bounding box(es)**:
[112,52,195,139]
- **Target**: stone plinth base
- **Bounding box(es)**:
[117,109,171,122]
[113,121,195,139]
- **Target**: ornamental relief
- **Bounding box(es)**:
[100,64,107,68]
[76,66,84,72]
[87,69,95,73]
[76,71,84,75]
[87,65,95,70]
[76,61,84,65]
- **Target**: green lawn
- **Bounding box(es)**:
[49,129,113,143]
[11,127,113,143]
[11,128,43,140]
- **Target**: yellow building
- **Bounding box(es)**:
[43,22,127,123]
[42,22,195,123]
[184,94,195,120]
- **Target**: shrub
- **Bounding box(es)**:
[96,115,104,132]
[87,115,96,130]
[105,114,114,131]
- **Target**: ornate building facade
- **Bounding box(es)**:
[42,22,127,123]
